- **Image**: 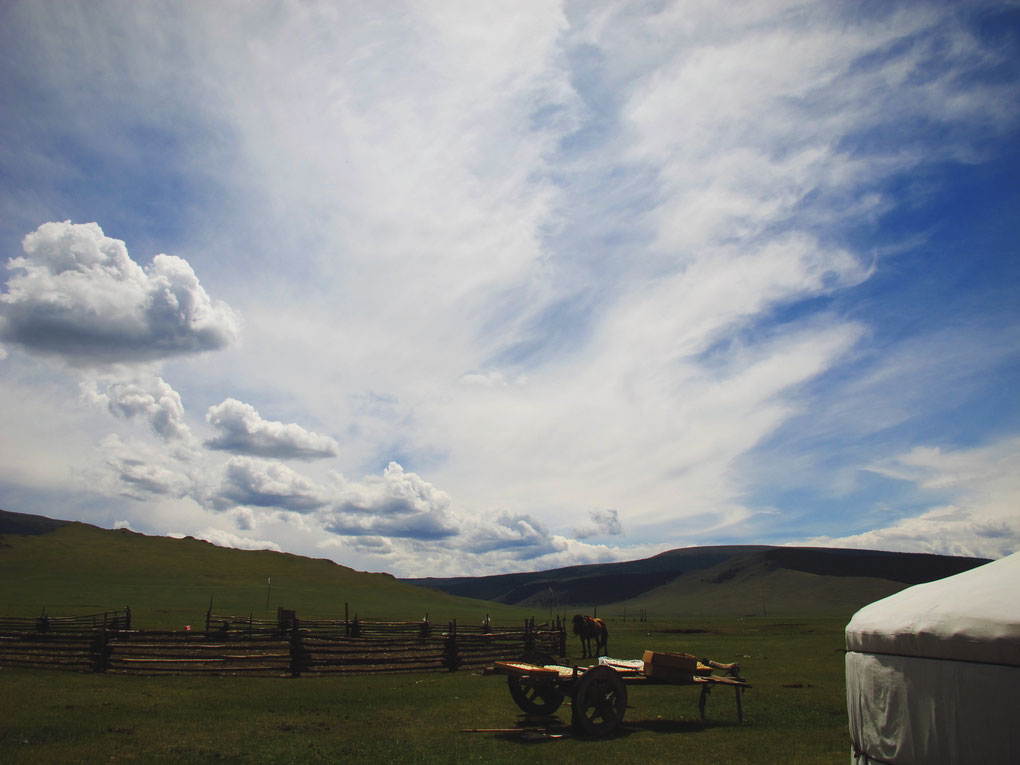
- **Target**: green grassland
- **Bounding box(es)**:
[0,522,530,628]
[609,565,904,619]
[1,617,851,764]
[0,518,858,763]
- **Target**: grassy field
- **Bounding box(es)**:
[0,522,531,628]
[1,517,858,762]
[0,617,852,764]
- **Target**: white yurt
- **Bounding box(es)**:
[845,551,1020,764]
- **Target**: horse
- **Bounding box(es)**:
[572,613,609,658]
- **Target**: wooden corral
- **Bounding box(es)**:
[0,608,565,677]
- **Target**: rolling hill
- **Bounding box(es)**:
[407,544,991,617]
[1,508,993,624]
[0,509,528,629]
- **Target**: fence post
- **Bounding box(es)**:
[124,607,132,631]
[91,630,109,673]
[443,620,460,672]
[345,602,349,638]
[288,615,306,677]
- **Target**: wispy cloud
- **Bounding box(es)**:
[0,1,1017,574]
[800,437,1020,559]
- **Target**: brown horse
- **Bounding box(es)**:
[572,613,609,658]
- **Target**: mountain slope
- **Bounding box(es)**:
[0,509,527,629]
[408,545,773,604]
[409,545,991,617]
[613,547,990,617]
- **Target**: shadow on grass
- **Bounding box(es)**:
[623,717,741,734]
[489,711,743,744]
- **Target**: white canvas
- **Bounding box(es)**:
[845,553,1020,764]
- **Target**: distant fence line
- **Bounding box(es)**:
[0,607,566,677]
[0,608,132,633]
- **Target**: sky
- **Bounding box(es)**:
[0,1,1018,578]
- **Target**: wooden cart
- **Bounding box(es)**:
[488,655,750,738]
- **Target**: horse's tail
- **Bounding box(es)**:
[594,617,608,653]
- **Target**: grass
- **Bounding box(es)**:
[0,523,531,629]
[0,617,852,764]
[1,519,858,762]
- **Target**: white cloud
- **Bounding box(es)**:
[205,398,338,460]
[1,221,239,364]
[83,373,193,443]
[175,527,281,552]
[573,508,623,539]
[211,456,328,513]
[322,462,458,541]
[801,437,1020,559]
[1,3,1017,578]
[97,434,192,500]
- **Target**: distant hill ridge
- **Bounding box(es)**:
[0,508,993,619]
[0,508,71,536]
[406,545,990,609]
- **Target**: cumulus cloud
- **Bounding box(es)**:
[83,373,193,442]
[205,398,338,460]
[0,221,239,364]
[573,508,623,539]
[464,511,565,559]
[322,462,458,541]
[211,456,328,513]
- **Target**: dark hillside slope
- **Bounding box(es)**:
[607,546,992,617]
[709,547,988,585]
[409,544,991,614]
[408,545,772,605]
[0,508,70,535]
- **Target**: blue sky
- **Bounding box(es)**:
[1,1,1017,577]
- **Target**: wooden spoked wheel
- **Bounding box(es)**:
[571,666,628,737]
[507,675,565,715]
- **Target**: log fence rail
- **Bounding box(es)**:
[0,607,565,677]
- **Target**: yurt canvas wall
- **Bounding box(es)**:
[845,552,1020,764]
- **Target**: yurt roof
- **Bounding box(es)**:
[845,551,1020,667]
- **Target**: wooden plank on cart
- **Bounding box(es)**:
[492,660,560,676]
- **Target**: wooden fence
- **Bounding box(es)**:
[0,608,132,633]
[0,608,566,677]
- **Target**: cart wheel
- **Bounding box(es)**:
[507,675,565,715]
[571,665,628,737]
